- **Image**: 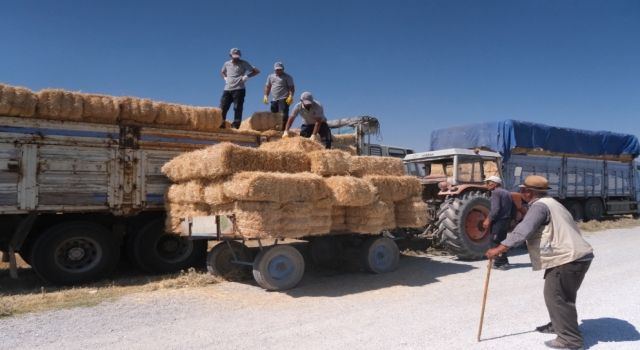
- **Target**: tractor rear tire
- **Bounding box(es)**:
[435,191,491,260]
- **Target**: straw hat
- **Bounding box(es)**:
[519,175,551,191]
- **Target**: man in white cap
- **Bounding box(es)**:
[486,175,593,350]
[263,62,295,130]
[284,91,331,148]
[220,48,260,129]
[482,175,513,269]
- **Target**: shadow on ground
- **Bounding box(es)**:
[582,317,640,349]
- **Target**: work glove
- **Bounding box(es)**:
[241,75,249,83]
[282,131,289,138]
[263,95,269,104]
[311,133,321,142]
[285,94,293,105]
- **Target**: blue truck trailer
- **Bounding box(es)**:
[403,120,640,259]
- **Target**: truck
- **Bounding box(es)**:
[0,113,413,284]
[403,120,640,259]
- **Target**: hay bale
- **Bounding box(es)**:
[395,197,428,228]
[164,202,212,233]
[332,134,356,147]
[187,107,221,132]
[349,156,405,177]
[278,199,332,237]
[0,83,37,117]
[345,201,392,233]
[239,112,283,131]
[160,142,310,182]
[330,206,348,232]
[118,96,157,124]
[155,102,190,126]
[166,179,208,204]
[203,180,232,205]
[332,144,358,155]
[324,176,376,206]
[259,136,324,153]
[260,129,284,139]
[364,175,422,202]
[233,201,282,238]
[223,172,329,203]
[36,89,84,120]
[308,150,351,176]
[81,93,119,124]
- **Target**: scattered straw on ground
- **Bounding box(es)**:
[578,216,640,232]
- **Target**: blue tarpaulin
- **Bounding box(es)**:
[430,120,640,161]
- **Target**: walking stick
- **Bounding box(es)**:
[477,257,493,342]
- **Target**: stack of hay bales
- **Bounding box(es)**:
[331,134,358,155]
[240,112,283,132]
[162,138,427,239]
[1,82,224,132]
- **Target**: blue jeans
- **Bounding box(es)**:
[220,89,246,129]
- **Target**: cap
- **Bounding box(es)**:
[519,175,551,191]
[300,91,314,106]
[229,48,241,58]
[485,175,502,185]
[274,62,284,70]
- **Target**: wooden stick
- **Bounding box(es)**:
[477,257,493,342]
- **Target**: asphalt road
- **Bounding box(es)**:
[1,228,639,350]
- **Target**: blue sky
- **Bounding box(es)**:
[2,0,639,151]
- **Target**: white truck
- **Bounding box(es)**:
[0,114,413,284]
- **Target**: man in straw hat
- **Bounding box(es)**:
[220,48,260,129]
[486,175,594,350]
[263,62,295,130]
[482,175,514,270]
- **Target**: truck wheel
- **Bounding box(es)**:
[584,198,604,221]
[436,191,491,260]
[309,236,343,269]
[360,236,399,273]
[207,241,251,279]
[30,222,119,284]
[253,245,305,291]
[566,201,584,222]
[129,219,206,274]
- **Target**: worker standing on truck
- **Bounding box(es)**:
[263,62,295,130]
[220,48,260,129]
[485,175,594,350]
[283,91,331,149]
[482,175,513,270]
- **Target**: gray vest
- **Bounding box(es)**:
[526,197,593,270]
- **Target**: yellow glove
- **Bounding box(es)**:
[286,94,293,105]
[282,131,289,138]
[263,95,268,104]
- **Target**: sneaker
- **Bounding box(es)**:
[544,338,583,350]
[493,264,510,270]
[536,322,555,334]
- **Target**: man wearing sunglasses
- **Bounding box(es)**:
[485,175,594,350]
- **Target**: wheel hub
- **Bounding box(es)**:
[465,207,489,241]
[55,237,102,273]
[67,247,86,261]
[268,255,294,281]
[156,235,193,263]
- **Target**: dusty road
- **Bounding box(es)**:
[1,228,639,350]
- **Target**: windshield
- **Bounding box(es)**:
[457,156,500,183]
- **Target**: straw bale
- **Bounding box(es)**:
[395,197,428,228]
[36,89,84,120]
[155,102,190,126]
[161,142,310,182]
[330,206,348,232]
[233,201,282,238]
[118,96,157,124]
[0,83,37,117]
[332,133,357,146]
[324,176,376,206]
[203,180,232,205]
[166,179,209,204]
[188,107,222,132]
[223,172,329,203]
[261,129,286,139]
[308,150,351,176]
[259,136,324,153]
[164,202,211,233]
[364,175,422,202]
[382,201,397,230]
[239,112,283,131]
[81,93,119,124]
[332,144,358,155]
[349,156,405,177]
[344,201,394,233]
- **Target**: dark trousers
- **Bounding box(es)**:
[300,122,332,149]
[270,99,290,131]
[543,260,591,348]
[220,89,246,129]
[491,219,511,266]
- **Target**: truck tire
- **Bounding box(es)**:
[253,245,305,291]
[435,191,491,260]
[565,201,584,222]
[206,241,252,279]
[128,219,206,274]
[360,236,399,273]
[30,222,119,285]
[584,198,604,221]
